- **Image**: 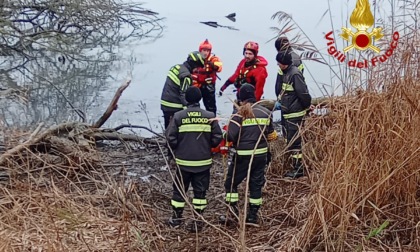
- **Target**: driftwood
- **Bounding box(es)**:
[113,124,164,138]
[89,131,164,145]
[93,80,131,128]
[0,122,81,165]
[0,78,168,166]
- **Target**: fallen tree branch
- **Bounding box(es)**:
[0,122,82,165]
[93,80,131,128]
[89,132,164,145]
[113,124,164,138]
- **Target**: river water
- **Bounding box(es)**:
[1,0,396,136]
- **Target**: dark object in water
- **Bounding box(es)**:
[58,55,66,64]
[199,21,239,31]
[200,21,219,28]
[225,13,236,22]
[127,9,159,16]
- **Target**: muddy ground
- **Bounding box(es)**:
[94,136,312,251]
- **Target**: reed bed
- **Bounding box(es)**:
[0,68,418,251]
[281,61,420,251]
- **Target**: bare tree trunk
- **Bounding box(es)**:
[92,80,131,128]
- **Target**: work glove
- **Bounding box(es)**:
[267,131,278,141]
[218,89,223,96]
[274,101,282,111]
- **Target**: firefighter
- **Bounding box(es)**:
[160,51,205,159]
[218,41,268,102]
[220,84,278,226]
[161,51,205,129]
[274,36,304,73]
[192,39,223,114]
[165,86,222,232]
[275,51,312,179]
[274,36,304,110]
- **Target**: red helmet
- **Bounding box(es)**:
[199,39,212,52]
[243,41,259,55]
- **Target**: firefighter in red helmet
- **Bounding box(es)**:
[219,41,268,102]
[192,39,223,114]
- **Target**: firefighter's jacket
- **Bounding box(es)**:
[221,56,268,101]
[226,103,274,156]
[166,104,222,173]
[276,65,312,120]
[275,51,304,97]
[160,63,193,112]
[193,54,223,85]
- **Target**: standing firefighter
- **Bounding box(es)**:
[166,86,222,232]
[274,36,304,110]
[276,51,312,179]
[220,84,277,226]
[192,39,223,114]
[219,41,268,102]
[161,51,205,159]
[160,51,205,129]
[274,36,304,73]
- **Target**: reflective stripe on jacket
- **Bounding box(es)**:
[166,104,222,173]
[160,63,192,112]
[278,65,312,119]
[226,104,274,156]
[275,51,304,97]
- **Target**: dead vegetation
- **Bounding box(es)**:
[1,69,417,251]
[296,77,419,251]
[1,2,420,251]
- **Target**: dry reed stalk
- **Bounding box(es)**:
[289,74,420,251]
[0,140,166,251]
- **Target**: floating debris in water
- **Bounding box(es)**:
[200,21,218,28]
[225,13,236,22]
[126,8,159,16]
[199,21,239,31]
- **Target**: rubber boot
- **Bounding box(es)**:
[187,209,204,233]
[219,202,239,226]
[168,207,183,227]
[285,158,304,179]
[246,204,260,226]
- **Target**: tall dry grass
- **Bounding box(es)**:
[268,1,420,250]
[0,142,165,251]
[296,74,419,251]
[279,35,419,251]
